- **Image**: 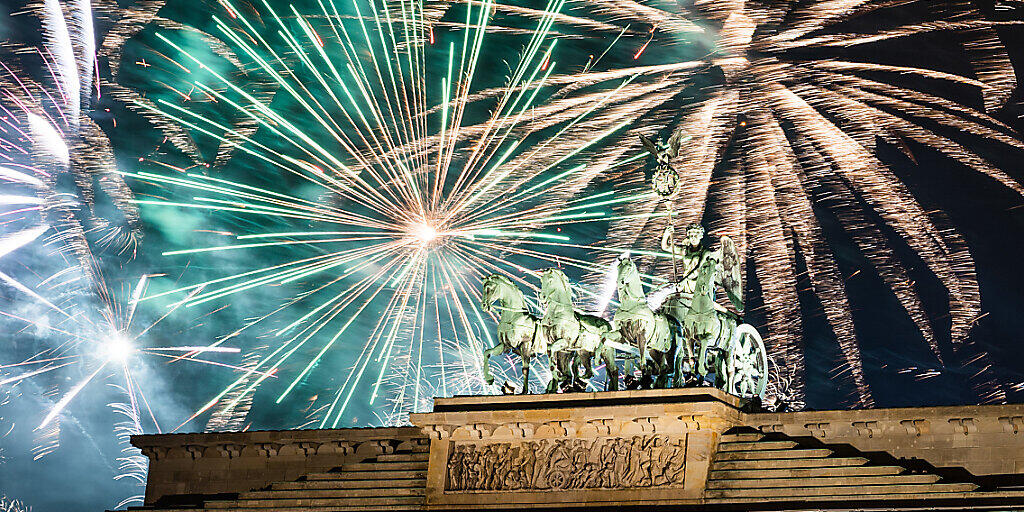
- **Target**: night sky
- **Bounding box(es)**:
[1,1,1024,510]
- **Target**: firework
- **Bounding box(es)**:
[444,0,1024,407]
[124,0,666,429]
[0,1,254,507]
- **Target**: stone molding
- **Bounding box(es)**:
[133,426,423,505]
[132,426,420,461]
[753,408,1024,440]
[749,403,1024,476]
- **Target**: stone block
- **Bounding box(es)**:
[129,392,1024,511]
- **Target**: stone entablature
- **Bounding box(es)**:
[750,403,1024,476]
[409,388,744,508]
[132,426,424,505]
[128,392,1024,511]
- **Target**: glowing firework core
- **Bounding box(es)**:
[412,222,440,245]
[102,335,134,363]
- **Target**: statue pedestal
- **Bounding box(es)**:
[409,387,744,509]
[127,389,1024,511]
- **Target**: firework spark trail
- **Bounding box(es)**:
[126,0,660,427]
[1,275,239,431]
[0,2,262,508]
[1,45,226,505]
[440,0,1024,407]
[0,264,239,505]
[0,496,32,512]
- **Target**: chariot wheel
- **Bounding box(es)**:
[725,324,768,399]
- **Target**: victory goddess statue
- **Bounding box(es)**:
[638,133,743,320]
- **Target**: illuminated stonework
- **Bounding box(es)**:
[127,388,1024,511]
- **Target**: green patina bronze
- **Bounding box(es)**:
[477,136,767,400]
[538,268,618,393]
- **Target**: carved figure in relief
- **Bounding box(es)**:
[445,436,686,492]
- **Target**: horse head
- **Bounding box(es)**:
[538,268,573,307]
[616,256,646,305]
[481,274,516,313]
[481,274,499,312]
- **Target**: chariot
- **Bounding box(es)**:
[480,252,769,401]
[608,255,769,400]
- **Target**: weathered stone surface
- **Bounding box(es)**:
[709,465,904,479]
[706,482,979,499]
[123,390,1024,511]
[718,439,797,450]
[306,469,427,480]
[271,478,426,490]
[750,403,1024,476]
[712,456,868,470]
[707,473,941,488]
[131,426,424,506]
[715,447,833,460]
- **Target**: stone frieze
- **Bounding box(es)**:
[445,435,686,491]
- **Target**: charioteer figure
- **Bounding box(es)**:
[649,219,764,396]
[655,222,743,317]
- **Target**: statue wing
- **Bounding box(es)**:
[639,133,659,156]
[719,235,744,312]
[666,127,686,158]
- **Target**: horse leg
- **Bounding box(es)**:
[603,346,619,391]
[553,352,567,392]
[545,352,559,393]
[563,352,582,392]
[666,339,678,388]
[482,343,505,385]
[664,352,673,389]
[676,345,695,388]
[550,351,568,392]
[650,353,667,389]
[639,351,655,389]
[521,353,531,394]
[649,351,660,388]
[672,344,685,388]
[622,357,637,389]
[580,350,594,379]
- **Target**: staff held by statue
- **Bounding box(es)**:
[639,133,681,290]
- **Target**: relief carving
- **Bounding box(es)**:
[445,435,685,492]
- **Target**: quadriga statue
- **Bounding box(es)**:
[477,224,768,399]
